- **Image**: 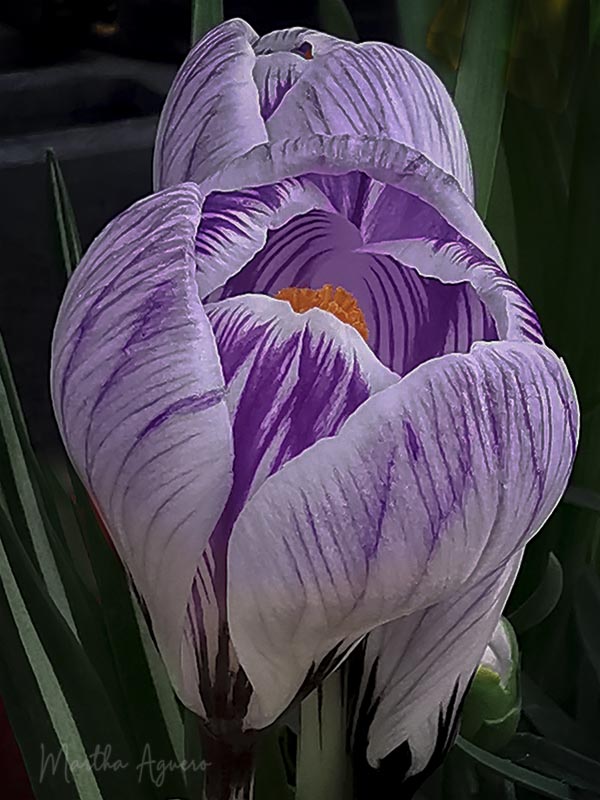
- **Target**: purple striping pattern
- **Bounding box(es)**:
[208,302,371,529]
[50,18,581,770]
[209,208,498,376]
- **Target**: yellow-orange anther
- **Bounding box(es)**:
[275,284,369,340]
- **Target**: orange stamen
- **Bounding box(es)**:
[275,284,369,340]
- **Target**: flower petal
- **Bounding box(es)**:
[50,183,234,679]
[176,293,396,718]
[252,28,343,119]
[201,135,501,265]
[195,179,332,298]
[227,341,577,728]
[212,208,499,375]
[153,19,266,189]
[266,43,473,198]
[254,27,341,56]
[364,238,542,344]
[347,557,520,795]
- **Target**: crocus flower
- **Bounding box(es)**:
[51,19,578,800]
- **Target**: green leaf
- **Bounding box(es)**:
[63,465,188,799]
[453,0,517,216]
[0,336,77,634]
[317,0,358,41]
[456,737,576,799]
[509,552,563,633]
[0,339,125,708]
[574,567,600,690]
[191,0,223,45]
[502,733,600,795]
[0,504,148,799]
[485,142,519,272]
[46,149,81,280]
[296,673,349,800]
[591,0,600,46]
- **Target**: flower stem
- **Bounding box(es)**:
[199,729,256,800]
[296,672,349,800]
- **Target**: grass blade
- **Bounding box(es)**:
[296,674,348,800]
[509,552,563,633]
[457,737,575,799]
[46,149,81,280]
[454,0,517,215]
[0,504,147,799]
[502,733,600,795]
[191,0,223,46]
[0,336,76,634]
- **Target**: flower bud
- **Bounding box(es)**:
[460,618,520,750]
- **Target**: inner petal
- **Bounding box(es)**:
[210,209,498,376]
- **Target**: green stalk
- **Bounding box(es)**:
[454,0,517,216]
[296,673,348,800]
[191,0,224,46]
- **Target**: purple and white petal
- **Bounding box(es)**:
[176,293,397,718]
[210,208,498,375]
[201,135,500,265]
[50,183,234,682]
[154,19,265,189]
[348,557,520,793]
[227,341,578,728]
[266,44,473,199]
[195,179,332,298]
[254,26,342,56]
[364,238,542,344]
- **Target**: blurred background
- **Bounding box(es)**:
[2,2,600,798]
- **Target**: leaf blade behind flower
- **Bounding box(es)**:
[454,0,517,216]
[46,149,81,280]
[191,0,223,46]
[456,737,575,799]
[0,503,148,799]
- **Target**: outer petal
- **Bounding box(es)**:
[252,28,342,119]
[175,293,397,719]
[266,43,473,199]
[201,135,501,266]
[50,183,234,678]
[347,556,520,797]
[227,341,577,728]
[154,19,266,189]
[254,27,341,55]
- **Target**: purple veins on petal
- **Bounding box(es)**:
[138,391,226,440]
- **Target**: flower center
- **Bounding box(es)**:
[275,284,369,340]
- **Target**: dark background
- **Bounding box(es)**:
[0,0,398,458]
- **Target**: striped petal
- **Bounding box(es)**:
[195,179,332,299]
[154,19,266,189]
[50,183,234,682]
[200,135,501,266]
[227,341,577,728]
[266,43,473,198]
[211,208,499,375]
[176,293,396,719]
[347,557,520,798]
[196,136,518,374]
